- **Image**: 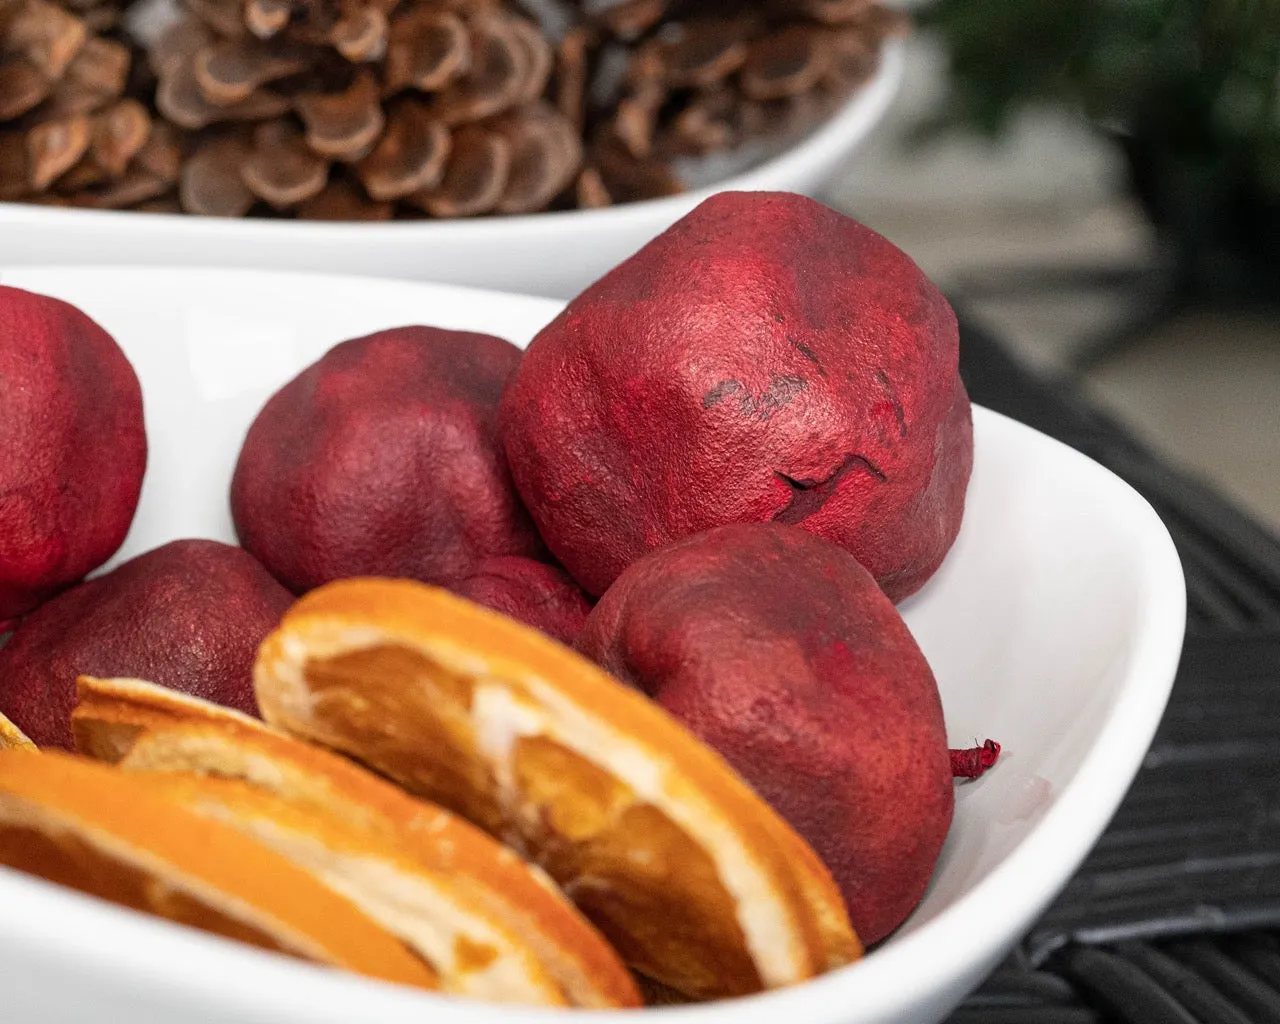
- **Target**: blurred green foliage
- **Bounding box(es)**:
[916,0,1280,200]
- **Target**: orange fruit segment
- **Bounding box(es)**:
[254,577,861,999]
[72,675,640,1009]
[0,749,438,992]
[0,711,36,752]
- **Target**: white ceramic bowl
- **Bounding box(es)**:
[0,44,902,300]
[0,266,1185,1024]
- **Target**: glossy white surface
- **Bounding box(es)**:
[0,46,902,301]
[0,266,1186,1024]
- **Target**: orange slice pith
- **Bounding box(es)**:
[0,711,36,752]
[72,675,640,1010]
[254,577,861,1000]
[0,749,438,991]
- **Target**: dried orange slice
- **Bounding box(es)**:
[0,711,36,752]
[254,578,861,999]
[72,676,640,1009]
[136,769,570,1005]
[0,749,438,991]
[72,675,272,761]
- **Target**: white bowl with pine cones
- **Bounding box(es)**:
[0,0,904,297]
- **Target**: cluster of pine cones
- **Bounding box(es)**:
[0,0,907,219]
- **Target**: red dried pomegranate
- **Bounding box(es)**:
[451,556,592,646]
[231,327,545,594]
[499,191,973,601]
[0,539,292,749]
[575,522,953,945]
[0,286,147,629]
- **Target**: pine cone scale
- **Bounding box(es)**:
[0,56,50,119]
[65,36,129,93]
[180,133,255,214]
[8,0,87,79]
[294,67,383,159]
[740,24,831,100]
[415,121,508,216]
[356,97,449,199]
[383,8,468,93]
[494,99,581,213]
[193,38,312,105]
[240,117,327,205]
[27,112,91,188]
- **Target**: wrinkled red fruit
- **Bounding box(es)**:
[576,522,953,945]
[499,191,973,601]
[451,556,592,646]
[232,327,545,594]
[0,286,147,629]
[0,539,292,750]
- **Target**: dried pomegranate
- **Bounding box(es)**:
[0,539,290,749]
[0,285,146,628]
[576,522,954,945]
[232,326,545,594]
[499,191,973,601]
[450,556,592,646]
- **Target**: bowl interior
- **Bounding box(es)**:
[0,266,1185,1024]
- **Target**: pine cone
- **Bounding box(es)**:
[152,0,584,216]
[3,0,906,218]
[597,0,909,170]
[540,0,907,208]
[1,0,182,207]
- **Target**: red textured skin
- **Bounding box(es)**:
[0,286,147,626]
[231,327,546,594]
[575,522,954,945]
[451,556,592,647]
[498,191,974,600]
[0,539,293,750]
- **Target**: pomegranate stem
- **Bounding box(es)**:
[951,739,1001,779]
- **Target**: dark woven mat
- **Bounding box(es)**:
[950,317,1280,1024]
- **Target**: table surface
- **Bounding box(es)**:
[947,314,1280,1024]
